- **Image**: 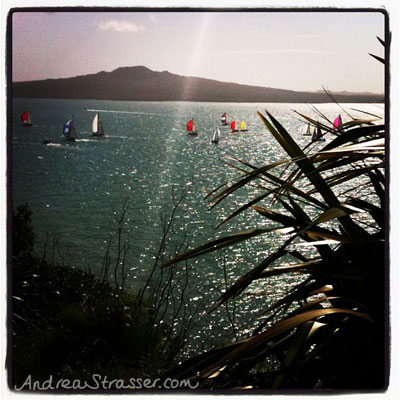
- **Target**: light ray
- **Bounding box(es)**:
[180,13,214,101]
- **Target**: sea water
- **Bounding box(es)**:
[11,98,383,353]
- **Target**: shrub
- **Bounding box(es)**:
[163,106,386,390]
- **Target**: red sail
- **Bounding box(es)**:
[187,120,193,131]
[21,111,29,122]
[230,121,236,130]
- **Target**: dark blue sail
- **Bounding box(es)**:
[63,119,72,136]
[63,117,77,141]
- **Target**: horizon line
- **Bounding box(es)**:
[11,65,384,96]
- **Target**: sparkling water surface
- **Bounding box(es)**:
[12,98,383,353]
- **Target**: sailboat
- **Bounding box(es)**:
[211,127,221,144]
[312,123,325,142]
[92,113,105,137]
[187,119,198,135]
[63,117,77,141]
[311,127,318,142]
[304,122,311,136]
[221,113,228,125]
[333,114,343,131]
[21,111,32,127]
[240,120,248,132]
[230,121,239,133]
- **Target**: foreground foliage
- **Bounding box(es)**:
[11,203,192,389]
[164,104,386,390]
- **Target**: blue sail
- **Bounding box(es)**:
[63,119,72,136]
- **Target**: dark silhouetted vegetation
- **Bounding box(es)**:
[10,199,197,390]
[163,38,387,390]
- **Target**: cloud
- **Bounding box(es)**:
[98,19,145,33]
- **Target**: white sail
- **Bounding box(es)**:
[212,127,220,143]
[92,114,99,134]
[92,113,104,136]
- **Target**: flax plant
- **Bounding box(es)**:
[163,40,387,387]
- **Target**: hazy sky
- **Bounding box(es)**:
[11,10,385,93]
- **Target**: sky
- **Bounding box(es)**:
[11,11,385,93]
[10,10,386,93]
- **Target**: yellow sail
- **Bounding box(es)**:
[240,120,247,131]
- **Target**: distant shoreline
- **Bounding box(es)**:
[11,96,384,104]
[12,66,384,104]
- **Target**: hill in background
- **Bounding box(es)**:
[13,66,384,103]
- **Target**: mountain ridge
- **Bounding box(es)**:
[13,66,384,103]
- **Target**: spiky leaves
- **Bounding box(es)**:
[163,106,385,389]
